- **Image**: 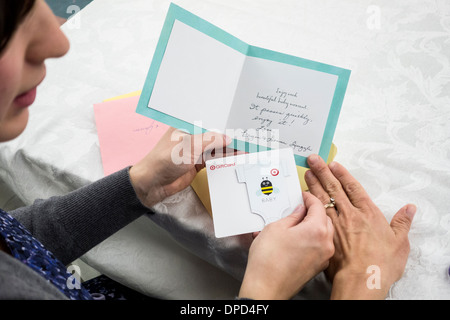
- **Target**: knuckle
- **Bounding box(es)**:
[326,242,335,258]
[315,162,329,174]
[395,215,413,230]
[324,180,341,194]
[312,225,328,240]
[344,181,362,195]
[352,195,372,209]
[316,194,330,205]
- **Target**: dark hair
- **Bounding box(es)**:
[0,0,36,54]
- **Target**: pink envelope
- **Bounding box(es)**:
[94,95,170,176]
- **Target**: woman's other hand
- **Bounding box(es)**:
[305,155,416,299]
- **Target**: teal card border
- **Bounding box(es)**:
[136,2,351,168]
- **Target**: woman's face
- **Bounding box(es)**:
[0,0,69,141]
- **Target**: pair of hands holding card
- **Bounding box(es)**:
[130,128,415,300]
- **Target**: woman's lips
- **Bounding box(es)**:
[14,68,45,108]
[14,87,37,108]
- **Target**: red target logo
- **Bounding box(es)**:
[270,168,279,176]
[210,165,216,170]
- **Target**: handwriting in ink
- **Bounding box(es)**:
[132,123,159,135]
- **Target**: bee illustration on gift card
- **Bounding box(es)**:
[256,176,280,197]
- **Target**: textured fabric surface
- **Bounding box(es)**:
[0,0,449,299]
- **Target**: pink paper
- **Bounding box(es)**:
[94,96,170,176]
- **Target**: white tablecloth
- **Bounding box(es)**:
[0,0,449,299]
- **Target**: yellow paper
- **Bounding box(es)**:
[103,90,142,101]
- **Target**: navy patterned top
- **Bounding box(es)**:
[0,209,92,300]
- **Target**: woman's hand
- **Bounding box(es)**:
[238,192,334,300]
[305,155,416,299]
[129,127,231,208]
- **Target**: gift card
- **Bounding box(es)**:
[206,148,303,238]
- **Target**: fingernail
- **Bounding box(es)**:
[406,204,417,219]
[224,135,232,145]
[293,204,304,213]
[308,154,319,165]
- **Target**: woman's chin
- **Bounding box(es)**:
[0,108,29,142]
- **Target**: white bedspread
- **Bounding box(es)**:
[0,0,449,299]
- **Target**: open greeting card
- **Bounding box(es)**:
[136,3,350,167]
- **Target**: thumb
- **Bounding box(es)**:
[277,203,307,228]
[390,204,416,237]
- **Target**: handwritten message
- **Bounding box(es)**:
[250,88,311,128]
[238,88,314,154]
[132,121,161,136]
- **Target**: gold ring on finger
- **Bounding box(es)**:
[324,197,336,209]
